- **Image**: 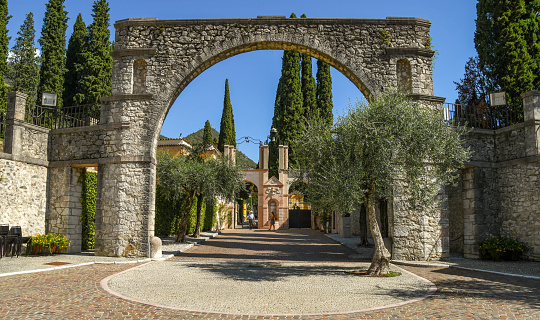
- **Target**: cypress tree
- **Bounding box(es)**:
[0,0,10,112]
[475,0,540,112]
[202,120,213,147]
[7,12,40,105]
[82,0,112,113]
[38,0,68,109]
[64,14,87,107]
[300,14,317,120]
[316,60,333,125]
[218,79,236,152]
[269,12,303,174]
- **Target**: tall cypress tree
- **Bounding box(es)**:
[0,0,10,112]
[475,0,540,112]
[218,79,236,152]
[82,0,112,113]
[64,13,87,107]
[300,14,317,120]
[7,12,40,105]
[316,60,333,125]
[38,0,68,109]
[269,12,304,176]
[202,120,213,147]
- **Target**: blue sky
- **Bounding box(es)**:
[7,0,477,161]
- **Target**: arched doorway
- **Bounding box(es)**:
[81,16,437,256]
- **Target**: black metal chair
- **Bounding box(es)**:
[7,226,25,257]
[0,224,9,258]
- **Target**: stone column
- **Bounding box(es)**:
[521,90,540,156]
[4,91,28,155]
[94,161,156,257]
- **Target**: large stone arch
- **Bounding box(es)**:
[48,16,438,257]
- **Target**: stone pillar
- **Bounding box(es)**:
[223,145,236,164]
[521,90,540,156]
[47,166,84,253]
[260,144,269,182]
[94,161,155,257]
[4,91,28,155]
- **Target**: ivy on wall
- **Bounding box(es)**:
[203,198,217,232]
[80,169,97,250]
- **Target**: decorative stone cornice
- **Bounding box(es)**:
[408,94,446,103]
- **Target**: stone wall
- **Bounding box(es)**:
[498,162,540,260]
[0,156,48,237]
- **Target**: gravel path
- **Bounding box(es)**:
[107,260,433,315]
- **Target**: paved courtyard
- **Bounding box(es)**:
[0,228,539,319]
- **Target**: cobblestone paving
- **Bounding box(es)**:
[0,229,539,319]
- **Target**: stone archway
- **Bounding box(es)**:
[48,16,438,257]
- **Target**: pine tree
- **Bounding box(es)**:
[82,0,112,113]
[475,0,540,112]
[316,60,333,125]
[218,79,236,152]
[0,0,10,112]
[202,120,213,147]
[7,12,40,105]
[300,14,317,120]
[38,0,68,109]
[64,14,87,107]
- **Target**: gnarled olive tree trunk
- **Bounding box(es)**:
[365,191,391,275]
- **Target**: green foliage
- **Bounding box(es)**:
[7,12,40,105]
[156,150,244,242]
[316,60,333,126]
[268,139,279,178]
[38,0,68,109]
[64,14,87,107]
[155,184,183,236]
[271,28,304,168]
[475,0,540,113]
[454,56,489,107]
[294,92,471,219]
[80,169,97,250]
[379,30,391,44]
[218,79,236,152]
[479,236,530,260]
[301,54,317,120]
[203,198,217,231]
[187,195,205,234]
[0,0,10,112]
[80,0,112,113]
[202,120,213,147]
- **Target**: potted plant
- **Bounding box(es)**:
[29,233,71,255]
[479,236,529,261]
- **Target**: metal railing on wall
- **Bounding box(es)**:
[25,103,100,129]
[443,103,523,130]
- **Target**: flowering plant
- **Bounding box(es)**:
[30,233,71,254]
[479,236,529,260]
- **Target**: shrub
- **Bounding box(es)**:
[479,236,530,261]
[30,233,71,254]
[80,170,97,250]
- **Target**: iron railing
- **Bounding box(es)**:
[25,103,100,129]
[443,103,523,130]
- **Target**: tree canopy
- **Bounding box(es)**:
[38,0,68,109]
[64,13,87,107]
[474,0,540,111]
[0,0,10,112]
[7,12,40,105]
[156,150,244,242]
[293,92,470,275]
[218,79,236,152]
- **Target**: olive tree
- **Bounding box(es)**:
[293,92,470,275]
[156,150,244,242]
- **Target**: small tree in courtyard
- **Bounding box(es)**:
[293,92,470,275]
[156,150,244,242]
